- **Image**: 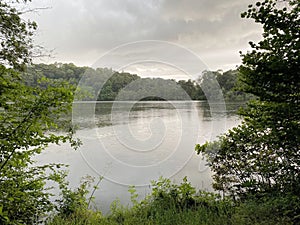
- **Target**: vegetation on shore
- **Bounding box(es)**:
[0,0,299,224]
[25,63,250,102]
[46,177,296,225]
[196,0,300,224]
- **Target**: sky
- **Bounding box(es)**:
[26,0,262,80]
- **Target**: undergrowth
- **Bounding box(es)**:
[46,177,297,225]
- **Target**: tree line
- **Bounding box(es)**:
[1,0,299,224]
[25,63,250,101]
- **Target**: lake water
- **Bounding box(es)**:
[37,101,241,213]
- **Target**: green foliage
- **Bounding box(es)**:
[0,0,37,71]
[196,2,300,223]
[177,79,205,100]
[239,1,299,104]
[98,72,140,100]
[199,70,252,102]
[47,210,105,225]
[0,65,80,224]
[128,185,139,207]
[0,2,81,224]
[56,175,94,217]
[148,176,197,210]
[46,177,296,224]
[48,177,235,225]
[46,175,105,225]
[231,194,299,225]
[25,63,250,101]
[125,177,234,222]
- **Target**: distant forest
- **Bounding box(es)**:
[25,63,250,101]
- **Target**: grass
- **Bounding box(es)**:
[46,177,298,225]
[47,205,232,225]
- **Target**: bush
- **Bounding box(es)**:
[107,177,234,225]
[231,194,300,225]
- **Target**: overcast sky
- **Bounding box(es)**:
[26,0,262,79]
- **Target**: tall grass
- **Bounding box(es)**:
[46,177,298,225]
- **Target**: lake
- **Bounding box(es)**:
[37,101,242,213]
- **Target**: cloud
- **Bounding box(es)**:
[27,0,262,72]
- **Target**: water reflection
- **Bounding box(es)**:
[41,101,242,213]
[73,101,242,128]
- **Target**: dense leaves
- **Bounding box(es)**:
[197,0,300,207]
[239,0,299,103]
[25,63,250,101]
[47,177,296,224]
[0,0,37,71]
[0,65,80,224]
[0,1,80,224]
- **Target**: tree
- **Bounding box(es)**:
[0,0,37,71]
[198,70,224,102]
[177,79,205,100]
[0,1,79,224]
[196,0,299,200]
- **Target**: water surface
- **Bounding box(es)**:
[38,101,241,212]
